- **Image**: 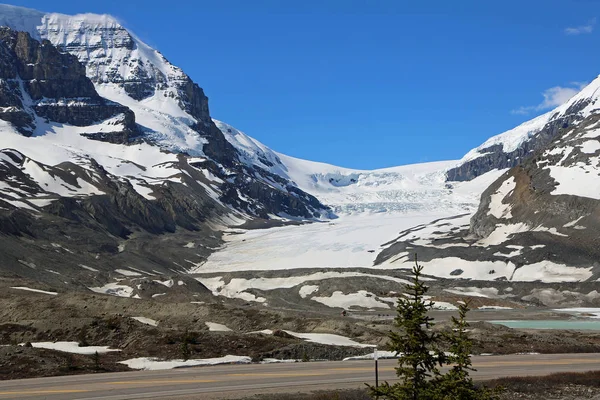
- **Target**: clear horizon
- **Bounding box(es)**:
[5,0,600,169]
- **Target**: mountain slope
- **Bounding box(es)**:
[447,75,600,181]
[3,3,600,296]
[214,120,501,216]
[0,4,328,220]
[376,88,600,283]
[0,6,330,292]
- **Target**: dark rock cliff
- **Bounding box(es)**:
[0,27,139,141]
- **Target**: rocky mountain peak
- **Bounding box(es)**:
[0,27,138,140]
[447,75,600,182]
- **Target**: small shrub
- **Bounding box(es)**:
[92,351,100,371]
[180,333,191,361]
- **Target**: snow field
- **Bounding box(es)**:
[196,271,410,304]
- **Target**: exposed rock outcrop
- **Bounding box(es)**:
[0,27,140,141]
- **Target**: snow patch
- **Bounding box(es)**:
[131,317,158,327]
[26,341,120,355]
[299,285,319,299]
[120,355,252,371]
[283,331,374,348]
[10,287,57,295]
[488,177,515,219]
[115,269,142,277]
[89,283,134,298]
[205,322,232,332]
[311,290,391,309]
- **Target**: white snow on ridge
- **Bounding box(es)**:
[154,279,174,288]
[0,5,45,37]
[579,140,600,154]
[214,120,285,175]
[0,118,201,202]
[459,111,553,164]
[457,74,600,165]
[96,84,208,157]
[476,222,567,247]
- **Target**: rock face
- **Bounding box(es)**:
[469,111,600,264]
[0,27,139,141]
[37,12,232,166]
[39,13,174,102]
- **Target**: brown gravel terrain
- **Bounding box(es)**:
[3,277,600,383]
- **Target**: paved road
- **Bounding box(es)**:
[1,353,600,400]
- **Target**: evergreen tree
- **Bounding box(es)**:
[438,301,500,400]
[369,254,445,400]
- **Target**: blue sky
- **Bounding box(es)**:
[8,0,600,169]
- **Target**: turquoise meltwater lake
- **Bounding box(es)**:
[490,320,600,330]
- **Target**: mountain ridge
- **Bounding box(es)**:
[1,4,600,292]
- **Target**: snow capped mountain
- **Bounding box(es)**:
[376,81,600,284]
[213,119,502,216]
[0,5,328,219]
[2,2,600,294]
[209,69,600,286]
[448,75,600,181]
[274,154,492,215]
[0,4,217,156]
[0,5,331,288]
